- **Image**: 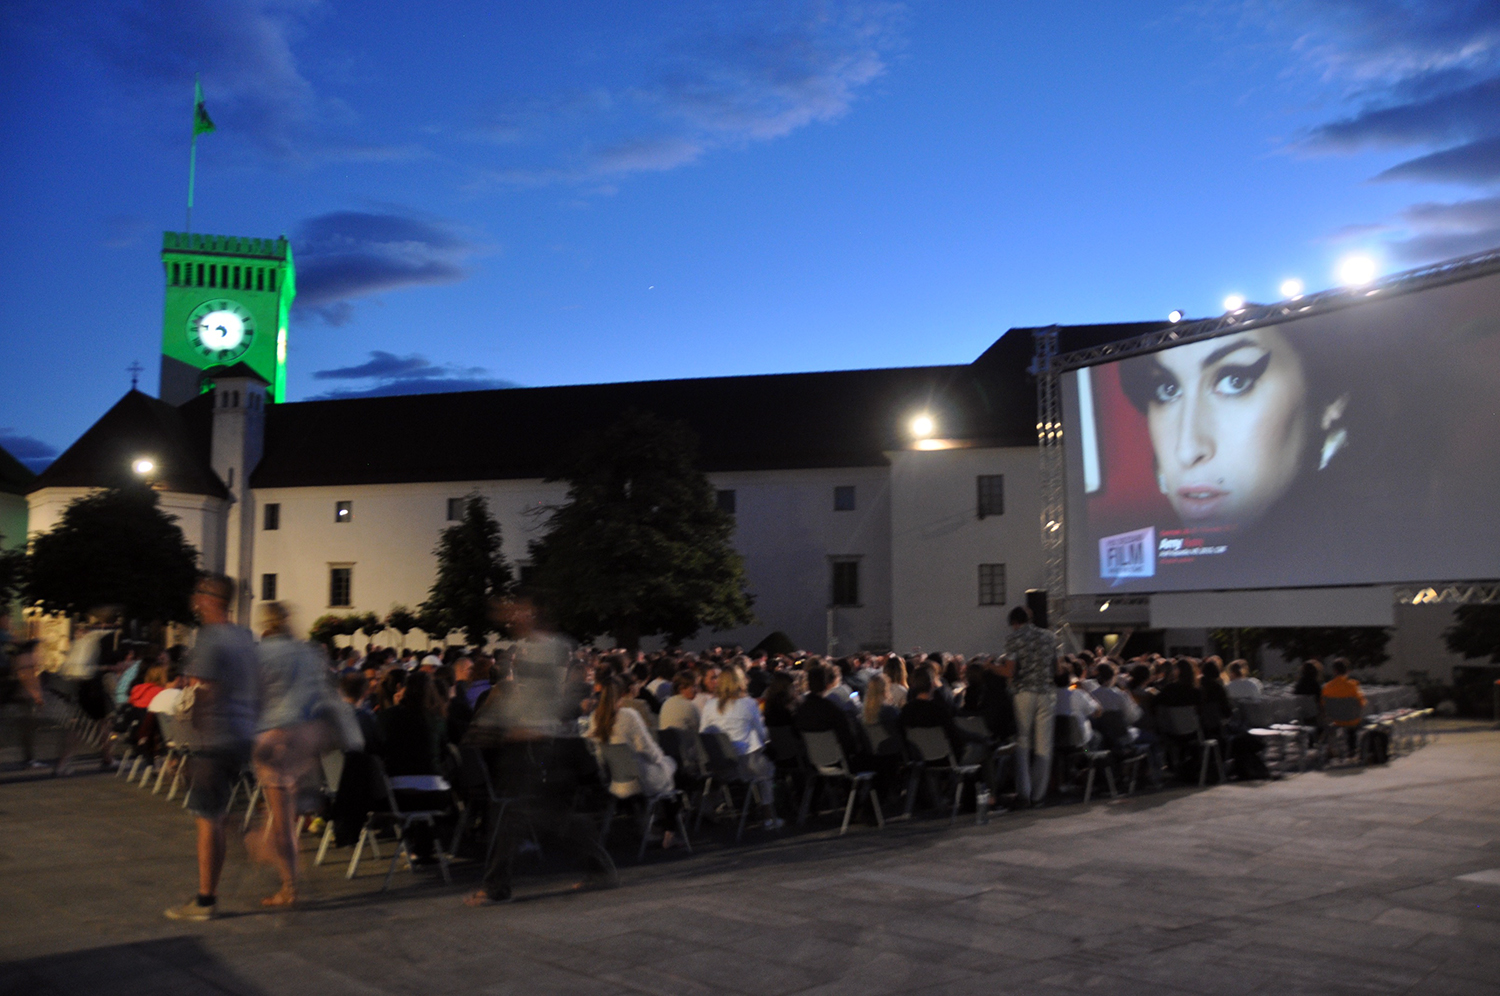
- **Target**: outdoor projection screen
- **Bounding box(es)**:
[1063,264,1500,595]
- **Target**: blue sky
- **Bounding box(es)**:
[3,1,1498,469]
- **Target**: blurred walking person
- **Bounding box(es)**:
[246,602,331,907]
[166,575,260,921]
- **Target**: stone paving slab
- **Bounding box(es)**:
[1,722,1498,995]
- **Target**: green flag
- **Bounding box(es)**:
[193,79,215,136]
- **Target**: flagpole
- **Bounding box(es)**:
[186,77,198,238]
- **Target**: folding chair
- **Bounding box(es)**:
[598,741,691,860]
[796,730,882,834]
[152,712,195,798]
[1053,714,1118,803]
[1157,706,1224,786]
[954,715,1014,801]
[903,726,980,824]
[346,757,453,889]
[694,731,763,843]
[1322,696,1369,763]
[1092,711,1147,795]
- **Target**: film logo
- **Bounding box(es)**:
[1100,527,1155,579]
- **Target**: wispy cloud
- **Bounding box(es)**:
[474,1,904,187]
[307,351,517,399]
[1384,194,1500,262]
[292,209,484,325]
[1270,1,1500,186]
[74,0,422,164]
[0,429,58,474]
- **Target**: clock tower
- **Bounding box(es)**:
[159,231,295,405]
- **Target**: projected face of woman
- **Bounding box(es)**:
[1142,329,1308,527]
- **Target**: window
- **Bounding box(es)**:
[232,266,240,290]
[261,573,277,601]
[977,475,1005,518]
[263,503,280,530]
[256,268,264,291]
[329,566,352,607]
[171,262,180,285]
[833,485,856,511]
[830,560,860,607]
[335,500,352,523]
[978,563,1007,606]
[716,489,737,514]
[196,262,204,286]
[267,269,276,292]
[446,497,465,521]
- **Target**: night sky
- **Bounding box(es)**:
[3,1,1497,470]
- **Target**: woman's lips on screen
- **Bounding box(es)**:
[1175,485,1229,519]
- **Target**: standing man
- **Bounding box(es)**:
[1002,605,1059,807]
[166,574,259,921]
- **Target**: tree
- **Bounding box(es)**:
[385,605,419,649]
[419,494,513,647]
[528,409,754,651]
[0,542,26,610]
[1262,627,1391,671]
[1443,605,1500,662]
[27,486,199,624]
[309,614,349,652]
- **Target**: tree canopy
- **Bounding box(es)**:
[420,494,513,647]
[1262,626,1391,670]
[1443,605,1500,663]
[27,486,199,623]
[528,409,754,651]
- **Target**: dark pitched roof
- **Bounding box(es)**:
[0,443,37,496]
[29,390,228,498]
[203,362,269,384]
[251,322,1164,489]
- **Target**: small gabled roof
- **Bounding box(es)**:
[0,443,37,496]
[29,390,228,499]
[203,362,269,385]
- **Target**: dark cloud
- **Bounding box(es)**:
[292,210,483,325]
[0,430,59,473]
[1384,194,1500,263]
[1276,2,1500,186]
[307,351,517,399]
[477,1,903,186]
[72,0,420,163]
[1375,134,1500,184]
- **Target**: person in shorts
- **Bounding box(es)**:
[165,574,260,922]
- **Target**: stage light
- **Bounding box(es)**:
[1222,294,1245,312]
[910,414,935,439]
[1337,254,1378,286]
[1280,278,1304,299]
[132,458,155,475]
[1168,310,1184,323]
[1099,600,1111,612]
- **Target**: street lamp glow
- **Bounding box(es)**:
[1222,294,1245,312]
[910,414,935,438]
[1280,278,1304,299]
[1337,254,1378,286]
[132,458,155,475]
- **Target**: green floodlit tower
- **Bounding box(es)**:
[158,232,295,405]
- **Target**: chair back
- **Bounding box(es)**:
[1158,706,1202,738]
[600,741,643,792]
[157,711,192,747]
[699,730,748,782]
[369,755,403,815]
[767,725,805,764]
[802,729,849,775]
[1293,694,1320,722]
[954,715,990,741]
[1055,713,1089,750]
[1094,710,1134,750]
[1323,696,1364,724]
[656,726,686,763]
[906,725,954,765]
[320,749,345,792]
[864,721,902,756]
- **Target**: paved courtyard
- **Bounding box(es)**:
[2,722,1498,996]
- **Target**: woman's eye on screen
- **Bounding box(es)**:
[1211,354,1270,397]
[1152,379,1181,403]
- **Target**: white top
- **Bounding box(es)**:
[1090,684,1142,725]
[1226,677,1264,700]
[148,687,186,715]
[1055,686,1102,744]
[886,684,908,708]
[699,695,769,756]
[593,706,676,799]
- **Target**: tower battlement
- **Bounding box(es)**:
[162,232,290,259]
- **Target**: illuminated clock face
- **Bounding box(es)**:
[187,299,256,362]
